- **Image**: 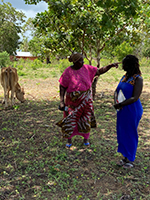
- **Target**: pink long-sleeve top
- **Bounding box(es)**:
[59,64,97,93]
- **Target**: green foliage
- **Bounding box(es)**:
[19,18,37,53]
[140,57,150,68]
[113,41,133,61]
[19,37,29,52]
[0,51,11,67]
[11,58,61,79]
[0,1,26,55]
[142,36,150,58]
[143,48,150,58]
[30,59,43,70]
[24,0,146,66]
[57,59,70,73]
[10,56,150,80]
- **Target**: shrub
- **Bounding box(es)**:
[17,65,24,70]
[142,47,150,58]
[0,51,11,67]
[30,59,43,70]
[58,59,70,73]
[113,41,133,61]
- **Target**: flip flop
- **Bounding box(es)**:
[84,142,90,146]
[117,159,127,166]
[123,162,133,169]
[66,143,72,148]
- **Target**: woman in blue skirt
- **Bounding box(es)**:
[114,55,143,168]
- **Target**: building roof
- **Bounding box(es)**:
[16,52,34,57]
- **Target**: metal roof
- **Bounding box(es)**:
[16,52,34,57]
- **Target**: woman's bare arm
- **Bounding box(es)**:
[95,63,119,76]
[59,84,67,109]
[114,76,143,110]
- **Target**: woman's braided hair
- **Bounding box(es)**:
[123,55,141,78]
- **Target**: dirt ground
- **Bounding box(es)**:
[0,77,150,200]
[0,76,150,101]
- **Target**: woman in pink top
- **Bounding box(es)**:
[56,53,119,147]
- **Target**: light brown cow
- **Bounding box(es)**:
[1,66,25,108]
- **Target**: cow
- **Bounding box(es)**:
[1,66,25,108]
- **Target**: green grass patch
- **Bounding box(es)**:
[0,58,150,199]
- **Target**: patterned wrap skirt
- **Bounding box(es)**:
[56,89,96,138]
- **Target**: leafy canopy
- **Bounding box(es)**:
[24,0,149,64]
[0,0,25,55]
[0,51,11,66]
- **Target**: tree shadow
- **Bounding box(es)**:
[0,89,150,199]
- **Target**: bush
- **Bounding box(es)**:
[113,41,133,61]
[53,59,69,73]
[142,47,150,58]
[31,59,43,70]
[0,51,11,67]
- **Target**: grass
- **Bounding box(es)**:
[0,58,150,199]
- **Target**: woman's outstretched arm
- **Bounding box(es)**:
[95,62,119,76]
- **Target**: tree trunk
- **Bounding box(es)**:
[46,56,51,64]
[92,53,100,100]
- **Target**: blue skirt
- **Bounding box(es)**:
[116,81,143,162]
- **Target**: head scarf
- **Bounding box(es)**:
[68,53,83,63]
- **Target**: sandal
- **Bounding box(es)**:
[123,162,133,169]
[84,142,90,146]
[117,159,127,166]
[66,143,72,148]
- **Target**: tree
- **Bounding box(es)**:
[0,0,25,55]
[24,0,141,63]
[140,1,150,58]
[19,37,30,52]
[142,37,150,58]
[24,0,150,98]
[28,36,51,62]
[19,17,51,62]
[19,18,35,52]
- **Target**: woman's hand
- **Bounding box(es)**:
[114,76,143,109]
[114,103,122,110]
[110,62,121,69]
[59,101,65,111]
[59,84,67,111]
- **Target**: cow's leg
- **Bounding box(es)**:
[4,91,7,108]
[10,70,16,106]
[3,81,9,108]
[4,90,9,108]
[11,87,15,106]
[1,87,5,104]
[2,90,6,104]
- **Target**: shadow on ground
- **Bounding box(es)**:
[0,89,149,200]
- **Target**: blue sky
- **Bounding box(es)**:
[2,0,48,19]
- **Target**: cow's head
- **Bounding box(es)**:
[16,87,25,103]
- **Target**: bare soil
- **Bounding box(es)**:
[0,78,150,200]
